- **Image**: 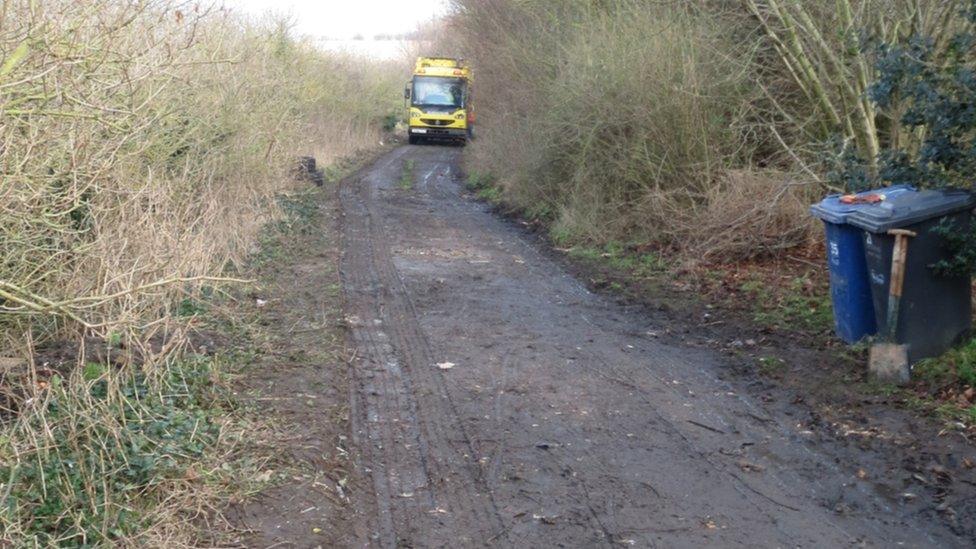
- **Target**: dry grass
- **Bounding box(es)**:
[686,170,819,263]
[0,2,396,348]
[452,0,815,257]
[0,0,399,544]
[450,0,962,261]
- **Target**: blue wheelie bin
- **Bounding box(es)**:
[810,185,915,343]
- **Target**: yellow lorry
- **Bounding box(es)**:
[404,57,473,145]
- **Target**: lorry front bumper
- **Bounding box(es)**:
[409,126,467,138]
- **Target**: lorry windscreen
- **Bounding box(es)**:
[412,76,466,108]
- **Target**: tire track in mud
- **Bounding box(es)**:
[429,167,920,545]
[342,154,413,545]
[340,147,507,547]
[345,147,841,547]
[341,145,969,548]
[384,147,625,547]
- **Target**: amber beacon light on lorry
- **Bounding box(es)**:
[404,57,473,145]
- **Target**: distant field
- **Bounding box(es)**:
[319,38,426,60]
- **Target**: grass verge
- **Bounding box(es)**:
[0,351,244,546]
[208,153,383,546]
[400,158,416,190]
[908,337,976,425]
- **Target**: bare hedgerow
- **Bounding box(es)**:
[0,2,393,351]
[0,0,398,544]
[451,0,817,258]
[450,1,964,261]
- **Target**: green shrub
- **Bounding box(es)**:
[465,171,497,191]
[0,357,224,545]
[837,1,976,275]
[916,337,976,387]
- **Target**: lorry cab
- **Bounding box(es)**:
[405,57,472,145]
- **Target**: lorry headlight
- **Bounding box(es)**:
[410,111,421,118]
[455,113,465,120]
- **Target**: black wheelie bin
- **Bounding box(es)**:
[847,188,976,365]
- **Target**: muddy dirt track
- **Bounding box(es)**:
[337,145,970,548]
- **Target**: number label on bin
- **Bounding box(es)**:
[829,241,840,265]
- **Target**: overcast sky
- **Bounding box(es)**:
[228,0,449,40]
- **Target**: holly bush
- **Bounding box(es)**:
[868,2,976,191]
[837,1,976,275]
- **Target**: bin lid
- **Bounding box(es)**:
[847,188,975,233]
[809,184,916,224]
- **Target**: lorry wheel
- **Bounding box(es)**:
[408,134,421,145]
